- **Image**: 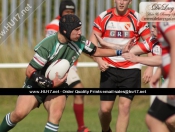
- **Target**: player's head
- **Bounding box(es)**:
[59,14,82,41]
[151,22,158,37]
[114,0,132,15]
[59,0,75,17]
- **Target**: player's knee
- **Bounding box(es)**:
[11,110,26,122]
[99,106,112,115]
[166,116,175,130]
[74,95,84,100]
[118,102,130,114]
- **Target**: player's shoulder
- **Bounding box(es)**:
[46,16,60,27]
[98,8,114,19]
[34,34,58,50]
[127,9,140,20]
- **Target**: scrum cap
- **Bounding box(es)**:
[59,14,82,40]
[59,0,75,17]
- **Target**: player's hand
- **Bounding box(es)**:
[122,53,138,63]
[149,73,160,88]
[122,38,135,53]
[52,72,68,88]
[96,58,109,72]
[168,95,175,100]
[143,66,153,84]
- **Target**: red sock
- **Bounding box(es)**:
[73,103,84,130]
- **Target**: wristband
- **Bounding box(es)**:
[116,49,122,56]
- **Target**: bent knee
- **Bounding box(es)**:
[166,116,175,129]
[11,110,27,122]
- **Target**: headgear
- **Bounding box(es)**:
[59,14,82,40]
[59,0,75,17]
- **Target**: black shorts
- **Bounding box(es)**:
[23,79,69,107]
[147,97,175,122]
[100,67,141,101]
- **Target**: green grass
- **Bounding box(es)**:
[0,95,150,132]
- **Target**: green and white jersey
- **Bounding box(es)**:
[29,33,96,76]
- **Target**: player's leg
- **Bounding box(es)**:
[165,115,175,132]
[146,114,170,132]
[116,97,132,132]
[43,95,67,132]
[146,97,175,132]
[0,95,39,132]
[99,67,117,132]
[67,66,89,132]
[117,68,141,132]
[99,100,115,132]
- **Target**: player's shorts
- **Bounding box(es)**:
[23,79,69,107]
[66,65,81,88]
[147,97,175,122]
[100,67,141,101]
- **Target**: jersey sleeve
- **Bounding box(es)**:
[137,36,161,55]
[152,44,161,56]
[138,21,151,38]
[30,39,51,69]
[45,17,60,37]
[137,37,152,53]
[93,10,110,33]
[80,36,97,55]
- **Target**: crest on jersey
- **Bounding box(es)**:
[124,23,131,30]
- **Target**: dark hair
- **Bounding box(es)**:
[59,0,75,17]
[59,14,82,40]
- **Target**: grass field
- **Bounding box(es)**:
[0,95,150,132]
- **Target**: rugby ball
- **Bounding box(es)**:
[45,59,70,80]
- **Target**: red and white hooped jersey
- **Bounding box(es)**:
[45,15,78,66]
[93,8,151,69]
[138,36,161,56]
[157,22,175,79]
[45,16,60,37]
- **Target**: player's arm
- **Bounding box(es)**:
[149,67,162,88]
[140,28,154,83]
[94,33,134,53]
[89,30,102,61]
[93,47,119,57]
[82,40,122,57]
[122,38,162,66]
[122,53,161,66]
[26,64,54,88]
[165,28,175,88]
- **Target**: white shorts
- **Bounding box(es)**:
[66,66,81,87]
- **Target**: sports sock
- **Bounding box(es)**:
[102,127,112,132]
[73,103,85,130]
[0,113,16,132]
[44,122,59,132]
